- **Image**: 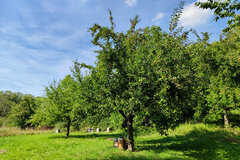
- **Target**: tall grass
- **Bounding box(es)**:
[0,127,53,136]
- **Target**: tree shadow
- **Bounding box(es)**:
[49,132,125,140]
[85,154,186,160]
[137,127,240,159]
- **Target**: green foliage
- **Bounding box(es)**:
[29,97,58,127]
[0,91,22,118]
[196,0,240,32]
[54,122,68,130]
[44,75,80,137]
[229,109,240,127]
[206,26,240,124]
[188,33,214,121]
[0,117,6,127]
[8,94,36,129]
[70,61,106,130]
[169,1,184,33]
[0,92,11,118]
[97,111,125,131]
[89,15,195,134]
[88,5,197,151]
[192,26,240,126]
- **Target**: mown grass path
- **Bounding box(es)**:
[0,124,240,160]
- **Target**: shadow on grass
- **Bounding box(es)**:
[85,155,186,160]
[136,127,240,159]
[49,132,126,140]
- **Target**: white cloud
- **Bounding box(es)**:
[152,13,164,22]
[0,19,93,96]
[125,0,137,7]
[0,36,96,96]
[180,1,214,27]
[0,0,99,96]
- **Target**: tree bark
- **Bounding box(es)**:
[66,117,71,138]
[118,110,135,151]
[119,110,127,119]
[127,114,134,152]
[223,107,229,128]
[119,110,127,128]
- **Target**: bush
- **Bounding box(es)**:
[97,112,124,131]
[55,122,67,130]
[229,109,240,127]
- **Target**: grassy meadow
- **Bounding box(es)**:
[0,123,240,160]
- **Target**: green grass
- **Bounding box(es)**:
[0,123,240,160]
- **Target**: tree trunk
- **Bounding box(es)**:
[66,117,71,138]
[127,114,134,152]
[223,107,229,128]
[118,110,135,152]
[119,110,127,128]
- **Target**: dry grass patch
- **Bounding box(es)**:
[0,149,6,154]
[0,127,53,136]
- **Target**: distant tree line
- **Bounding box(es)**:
[0,91,37,129]
[0,1,239,152]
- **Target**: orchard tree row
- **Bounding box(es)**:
[0,0,239,152]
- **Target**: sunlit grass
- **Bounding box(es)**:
[0,123,239,160]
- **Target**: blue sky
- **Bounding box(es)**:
[0,0,229,96]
